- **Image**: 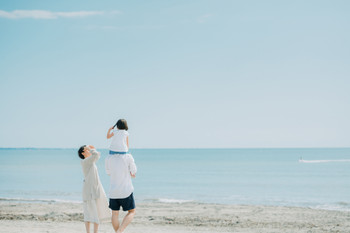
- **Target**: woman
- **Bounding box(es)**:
[78,145,111,233]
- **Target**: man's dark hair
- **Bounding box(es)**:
[78,145,86,160]
[113,119,128,131]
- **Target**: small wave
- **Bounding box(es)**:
[314,203,350,212]
[0,197,81,204]
[157,198,195,204]
[336,201,350,207]
[299,159,350,163]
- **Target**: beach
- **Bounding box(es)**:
[1,148,350,232]
[1,200,349,233]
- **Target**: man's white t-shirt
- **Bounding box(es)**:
[105,154,137,199]
[109,129,129,152]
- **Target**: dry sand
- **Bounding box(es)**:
[1,200,349,233]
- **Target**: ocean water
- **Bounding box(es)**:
[0,148,349,211]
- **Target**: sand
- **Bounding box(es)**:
[1,200,349,233]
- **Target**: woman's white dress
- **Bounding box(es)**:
[81,149,111,223]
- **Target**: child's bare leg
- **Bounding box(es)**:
[116,209,136,233]
[112,210,120,232]
[85,222,90,233]
[93,223,99,233]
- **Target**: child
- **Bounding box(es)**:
[106,119,137,233]
[78,145,111,233]
[107,119,129,154]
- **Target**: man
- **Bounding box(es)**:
[105,152,137,233]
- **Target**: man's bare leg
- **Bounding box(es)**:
[93,223,99,233]
[112,210,120,232]
[85,222,90,233]
[116,209,136,233]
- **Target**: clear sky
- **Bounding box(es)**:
[1,0,349,148]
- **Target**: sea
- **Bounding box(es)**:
[0,148,349,211]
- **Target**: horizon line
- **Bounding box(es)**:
[1,147,350,150]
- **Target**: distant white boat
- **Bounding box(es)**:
[299,158,350,163]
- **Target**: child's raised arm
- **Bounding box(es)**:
[106,126,114,139]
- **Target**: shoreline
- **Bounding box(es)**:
[1,200,349,233]
[1,197,350,212]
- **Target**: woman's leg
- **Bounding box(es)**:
[85,222,90,233]
[93,223,99,233]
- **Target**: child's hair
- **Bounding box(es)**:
[113,119,128,131]
[78,145,86,160]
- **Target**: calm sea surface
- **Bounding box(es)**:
[0,148,349,211]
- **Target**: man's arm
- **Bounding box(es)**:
[127,154,137,177]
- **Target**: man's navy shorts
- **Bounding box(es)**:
[109,193,135,211]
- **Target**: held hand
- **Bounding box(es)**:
[109,126,114,131]
[130,173,136,178]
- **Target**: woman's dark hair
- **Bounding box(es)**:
[113,119,128,131]
[78,145,86,160]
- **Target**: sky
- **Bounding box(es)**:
[0,0,349,148]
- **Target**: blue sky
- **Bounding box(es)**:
[0,0,349,148]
